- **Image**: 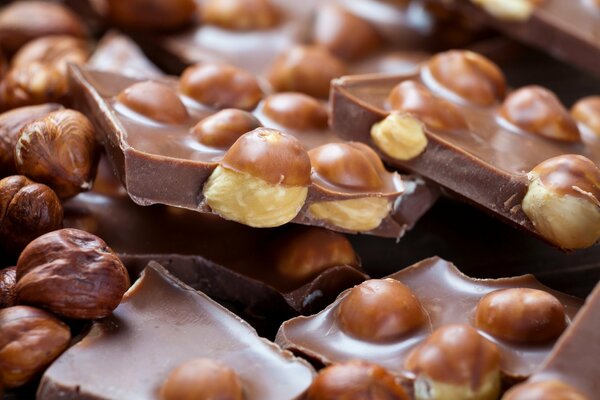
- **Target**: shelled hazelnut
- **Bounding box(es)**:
[105,0,197,31]
[116,81,189,124]
[202,0,280,31]
[191,109,261,149]
[571,96,600,138]
[261,92,329,130]
[371,112,428,161]
[0,267,16,308]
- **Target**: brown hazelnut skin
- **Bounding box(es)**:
[426,50,506,106]
[180,62,263,111]
[268,45,347,99]
[14,109,100,199]
[337,279,428,342]
[309,142,389,192]
[306,361,410,400]
[0,103,63,176]
[202,0,280,31]
[0,305,71,388]
[0,175,63,257]
[0,1,87,55]
[106,0,197,31]
[191,109,261,149]
[313,4,382,61]
[475,288,566,344]
[502,380,589,400]
[0,267,16,308]
[571,96,600,138]
[387,80,468,132]
[499,86,580,142]
[116,81,189,125]
[15,228,130,320]
[261,92,329,130]
[159,358,244,400]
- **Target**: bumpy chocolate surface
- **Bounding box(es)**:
[277,257,582,380]
[37,262,315,400]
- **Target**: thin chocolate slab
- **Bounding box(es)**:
[277,257,582,380]
[37,262,315,400]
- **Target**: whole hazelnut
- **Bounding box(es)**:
[499,86,580,142]
[15,228,130,320]
[0,175,63,256]
[405,324,501,400]
[571,96,600,138]
[0,1,86,55]
[471,0,543,22]
[268,45,347,99]
[180,62,263,111]
[159,358,244,400]
[14,109,100,199]
[0,305,71,388]
[116,81,189,125]
[503,380,589,400]
[425,50,506,106]
[203,128,311,227]
[522,154,600,249]
[11,35,89,73]
[313,4,382,61]
[370,112,428,161]
[387,80,468,132]
[106,0,197,31]
[261,92,329,130]
[337,279,428,342]
[0,267,16,308]
[306,361,409,400]
[202,0,280,31]
[1,63,69,111]
[191,109,261,149]
[475,288,566,343]
[0,103,63,176]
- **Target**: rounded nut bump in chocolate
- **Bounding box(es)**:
[502,380,589,400]
[261,92,328,130]
[405,324,501,400]
[499,86,580,142]
[191,109,261,149]
[159,358,244,400]
[425,50,506,106]
[202,0,280,31]
[180,62,263,111]
[116,81,189,125]
[337,279,428,342]
[306,361,410,400]
[522,154,600,249]
[571,96,600,139]
[387,80,468,132]
[475,288,566,343]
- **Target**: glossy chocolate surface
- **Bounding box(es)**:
[277,257,582,379]
[37,262,315,400]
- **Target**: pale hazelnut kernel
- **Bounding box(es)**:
[471,0,543,22]
[202,0,279,31]
[502,380,589,400]
[371,112,428,161]
[522,155,600,249]
[308,197,391,232]
[571,96,600,138]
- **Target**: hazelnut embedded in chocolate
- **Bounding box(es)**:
[306,361,409,400]
[499,86,580,142]
[475,288,566,343]
[371,112,428,161]
[261,92,329,130]
[159,358,244,400]
[0,267,16,308]
[15,109,100,199]
[0,305,70,388]
[502,380,589,400]
[337,279,428,342]
[116,81,189,124]
[203,128,311,227]
[387,80,468,132]
[106,0,197,31]
[425,50,506,106]
[15,228,130,320]
[268,45,347,99]
[180,62,263,111]
[522,154,600,249]
[471,0,543,22]
[571,96,600,138]
[202,0,280,31]
[191,109,261,149]
[405,324,501,400]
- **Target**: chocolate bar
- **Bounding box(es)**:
[67,65,437,237]
[37,261,315,400]
[331,49,600,249]
[425,0,600,78]
[276,257,582,381]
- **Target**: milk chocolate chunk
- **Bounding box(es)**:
[276,257,582,380]
[331,50,600,249]
[37,262,315,400]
